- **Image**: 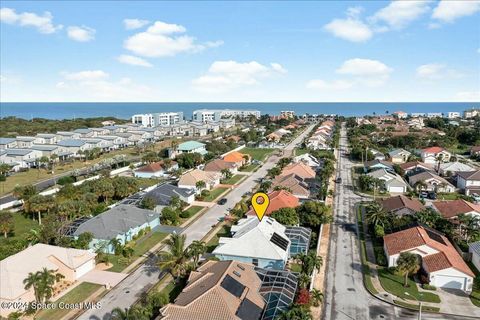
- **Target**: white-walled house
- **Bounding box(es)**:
[421,147,451,165]
[0,138,17,150]
[408,171,456,193]
[457,171,480,196]
[1,149,42,170]
[367,169,409,193]
[469,242,480,272]
[384,226,474,291]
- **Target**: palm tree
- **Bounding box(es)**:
[109,238,123,255]
[195,180,206,192]
[436,153,444,172]
[297,273,311,289]
[23,268,64,304]
[413,181,428,193]
[187,240,207,268]
[295,251,323,276]
[0,163,11,193]
[414,208,441,228]
[110,307,133,320]
[23,271,42,303]
[396,252,420,287]
[157,233,189,281]
[27,195,54,225]
[310,288,324,307]
[49,154,58,174]
[365,202,389,229]
[0,210,14,238]
[221,168,233,180]
[26,228,40,245]
[277,305,312,320]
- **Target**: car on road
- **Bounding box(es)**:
[427,191,437,200]
[217,198,227,205]
[335,177,342,184]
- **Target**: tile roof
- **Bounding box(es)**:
[457,170,480,181]
[0,244,95,300]
[281,162,316,179]
[223,151,248,163]
[271,173,309,197]
[178,169,220,187]
[136,160,177,173]
[432,200,480,219]
[408,171,451,186]
[422,146,445,153]
[383,226,474,277]
[380,195,425,213]
[247,190,299,216]
[399,161,434,171]
[161,260,265,320]
[204,159,237,172]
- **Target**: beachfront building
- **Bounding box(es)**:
[131,112,184,127]
[192,109,260,122]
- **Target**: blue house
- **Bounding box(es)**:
[72,204,160,253]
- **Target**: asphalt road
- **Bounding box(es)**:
[77,125,316,320]
[322,123,472,320]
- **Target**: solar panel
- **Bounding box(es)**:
[221,274,245,298]
[270,232,289,251]
[236,298,264,320]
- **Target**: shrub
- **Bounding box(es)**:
[422,284,437,291]
[57,176,75,185]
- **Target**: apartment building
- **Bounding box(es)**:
[131,112,184,127]
[192,109,260,122]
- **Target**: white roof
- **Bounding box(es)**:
[0,244,96,300]
[294,153,321,167]
[439,162,475,172]
[213,216,290,261]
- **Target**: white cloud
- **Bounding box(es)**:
[124,20,222,57]
[62,70,109,81]
[416,63,463,80]
[370,1,432,30]
[306,79,353,91]
[0,7,62,34]
[432,0,480,22]
[123,18,150,30]
[335,58,393,86]
[456,91,480,101]
[117,54,153,67]
[324,16,373,43]
[58,70,152,100]
[192,60,285,93]
[67,25,95,42]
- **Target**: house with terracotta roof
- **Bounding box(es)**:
[271,173,310,199]
[408,171,455,193]
[160,260,266,320]
[204,159,238,174]
[0,244,96,317]
[383,226,474,291]
[456,170,480,196]
[223,150,250,167]
[379,195,425,216]
[432,200,480,220]
[399,161,434,176]
[134,160,178,178]
[246,190,299,217]
[421,146,451,164]
[281,162,316,180]
[178,169,221,192]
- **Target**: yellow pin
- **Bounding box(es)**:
[251,192,270,221]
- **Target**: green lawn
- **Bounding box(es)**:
[241,148,275,161]
[467,261,480,307]
[135,178,162,189]
[203,187,229,202]
[10,213,39,240]
[289,263,302,273]
[393,300,440,312]
[378,268,441,303]
[159,278,187,302]
[222,174,244,185]
[436,193,462,200]
[181,206,203,218]
[240,163,260,172]
[36,282,103,320]
[295,148,309,156]
[106,231,168,272]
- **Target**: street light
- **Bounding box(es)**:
[404,292,422,320]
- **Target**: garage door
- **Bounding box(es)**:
[389,186,405,193]
[433,275,465,290]
[75,260,95,279]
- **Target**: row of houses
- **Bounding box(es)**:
[161,153,323,319]
[377,194,479,292]
[307,119,335,150]
[0,119,236,171]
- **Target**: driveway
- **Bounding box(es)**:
[429,288,480,317]
[79,270,128,288]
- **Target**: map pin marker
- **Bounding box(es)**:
[251,192,270,221]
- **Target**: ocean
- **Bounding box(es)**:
[0,102,478,120]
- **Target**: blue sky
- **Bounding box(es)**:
[1,1,479,102]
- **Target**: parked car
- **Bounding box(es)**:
[472,193,480,203]
[419,191,428,199]
[335,177,342,184]
[217,198,227,205]
[427,191,437,200]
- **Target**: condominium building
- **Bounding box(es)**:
[447,112,461,119]
[280,110,295,118]
[131,112,184,127]
[464,108,480,119]
[192,109,260,122]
